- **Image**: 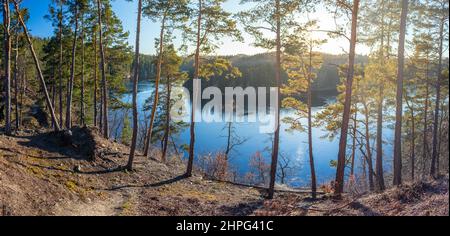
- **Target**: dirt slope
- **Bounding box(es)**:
[1,127,448,216]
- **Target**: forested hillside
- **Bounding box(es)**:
[177,53,369,92]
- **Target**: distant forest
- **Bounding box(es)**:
[136,52,369,92]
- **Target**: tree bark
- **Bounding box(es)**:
[97,0,108,138]
[14,30,19,130]
[307,44,317,199]
[422,62,429,177]
[162,77,171,162]
[66,4,78,129]
[268,0,281,199]
[393,0,408,186]
[80,13,85,126]
[143,13,167,157]
[127,0,142,171]
[58,0,63,126]
[186,0,203,177]
[350,105,357,176]
[375,85,385,191]
[93,28,98,127]
[3,0,12,135]
[410,106,415,181]
[335,0,360,196]
[430,15,444,178]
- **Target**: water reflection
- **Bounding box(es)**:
[119,81,394,187]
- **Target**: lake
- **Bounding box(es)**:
[119,81,395,188]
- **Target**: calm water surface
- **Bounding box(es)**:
[119,81,394,187]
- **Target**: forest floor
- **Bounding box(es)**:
[0,127,448,216]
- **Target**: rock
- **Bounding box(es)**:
[73,165,82,173]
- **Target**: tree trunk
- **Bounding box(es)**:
[80,14,85,127]
[364,102,375,191]
[3,0,12,135]
[66,4,78,129]
[268,0,281,199]
[393,0,408,186]
[20,73,25,126]
[93,28,98,127]
[14,32,19,130]
[375,86,385,191]
[308,45,317,199]
[186,0,203,177]
[335,0,360,196]
[143,14,166,157]
[13,0,61,131]
[422,64,429,177]
[97,0,108,138]
[162,77,171,162]
[351,105,357,176]
[430,16,444,178]
[410,107,415,181]
[58,0,63,126]
[51,71,56,129]
[127,0,142,171]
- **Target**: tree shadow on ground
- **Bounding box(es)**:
[17,127,95,161]
[100,174,189,191]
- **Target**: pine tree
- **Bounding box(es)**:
[282,22,325,199]
[127,0,142,171]
[142,0,190,157]
[185,0,241,177]
[393,0,409,186]
[334,0,360,196]
[239,0,316,199]
[2,0,12,135]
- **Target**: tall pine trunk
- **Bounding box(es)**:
[430,16,444,178]
[162,77,171,162]
[93,28,98,127]
[410,106,415,181]
[3,0,11,135]
[307,45,317,199]
[80,14,85,126]
[66,4,78,129]
[268,0,281,199]
[363,102,374,191]
[393,0,409,186]
[335,0,360,196]
[58,0,63,126]
[14,31,19,130]
[127,0,142,171]
[350,105,357,176]
[97,0,108,138]
[143,14,166,157]
[375,86,385,191]
[186,0,203,177]
[422,63,429,177]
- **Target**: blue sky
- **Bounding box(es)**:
[21,0,368,56]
